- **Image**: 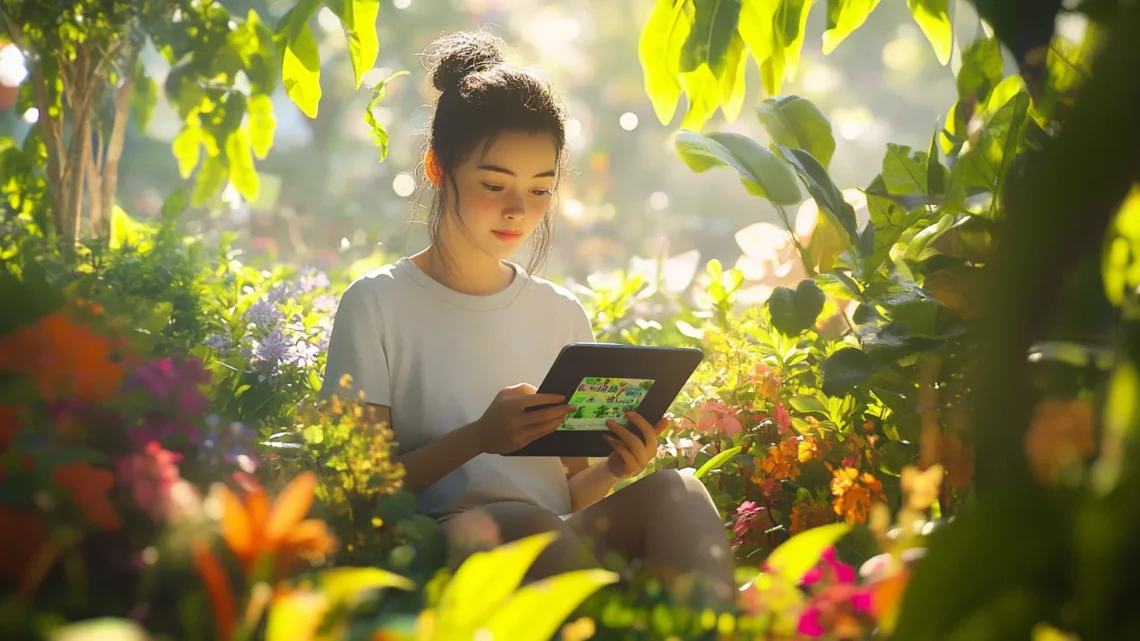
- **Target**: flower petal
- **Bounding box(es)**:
[219,486,255,559]
[264,472,317,547]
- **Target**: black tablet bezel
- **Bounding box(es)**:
[503,343,704,457]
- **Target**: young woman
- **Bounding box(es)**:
[321,31,735,603]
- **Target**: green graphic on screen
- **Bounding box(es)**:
[558,377,655,431]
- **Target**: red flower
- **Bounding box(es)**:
[52,461,122,530]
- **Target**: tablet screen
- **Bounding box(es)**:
[558,376,655,431]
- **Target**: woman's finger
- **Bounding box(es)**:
[606,419,645,458]
[653,416,671,436]
[605,434,639,476]
[625,412,659,449]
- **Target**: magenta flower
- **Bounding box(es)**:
[116,441,183,521]
[773,404,791,432]
[732,500,770,545]
[126,358,210,415]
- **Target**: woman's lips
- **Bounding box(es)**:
[492,230,523,242]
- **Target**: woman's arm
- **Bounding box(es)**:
[369,404,484,494]
[567,459,621,512]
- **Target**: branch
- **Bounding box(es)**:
[101,42,139,236]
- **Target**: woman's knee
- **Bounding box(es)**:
[629,469,716,509]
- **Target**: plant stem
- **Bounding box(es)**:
[775,203,815,277]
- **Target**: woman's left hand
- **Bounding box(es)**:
[603,412,671,480]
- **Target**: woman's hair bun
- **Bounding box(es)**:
[426,31,506,93]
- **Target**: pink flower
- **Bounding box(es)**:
[732,500,770,545]
[797,584,876,638]
[802,546,857,587]
[127,357,210,416]
[773,404,791,432]
[693,400,743,436]
[116,441,183,521]
[758,477,780,495]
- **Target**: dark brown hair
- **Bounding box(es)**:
[420,30,569,274]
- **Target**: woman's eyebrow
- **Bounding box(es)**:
[477,164,556,178]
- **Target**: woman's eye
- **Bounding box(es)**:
[481,183,504,192]
[531,189,552,197]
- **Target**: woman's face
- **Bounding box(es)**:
[440,130,558,262]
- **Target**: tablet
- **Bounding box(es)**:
[503,343,704,457]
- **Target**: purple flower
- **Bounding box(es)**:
[312,293,337,315]
[297,267,330,293]
[203,333,233,351]
[245,299,284,327]
[288,340,320,369]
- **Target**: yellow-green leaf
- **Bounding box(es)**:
[638,0,693,125]
[265,589,328,641]
[482,569,619,640]
[765,522,851,585]
[172,122,202,179]
[319,566,414,603]
[720,31,748,122]
[328,0,381,88]
[679,63,720,132]
[282,22,322,118]
[737,0,778,67]
[907,0,952,65]
[192,155,228,207]
[364,70,408,162]
[50,618,149,641]
[109,205,153,250]
[226,128,259,201]
[695,445,742,478]
[433,532,558,635]
[248,94,276,159]
[823,0,882,55]
[780,0,815,81]
[756,95,836,170]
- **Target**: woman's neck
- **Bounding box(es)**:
[410,245,516,296]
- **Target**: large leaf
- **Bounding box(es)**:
[679,64,721,131]
[823,0,882,55]
[638,0,694,125]
[765,523,851,585]
[768,279,826,336]
[483,569,619,640]
[737,0,778,68]
[325,0,381,89]
[779,146,859,244]
[882,143,944,196]
[760,0,814,95]
[720,30,749,121]
[950,91,1031,199]
[276,1,324,118]
[191,156,228,207]
[681,0,741,80]
[907,0,952,65]
[247,94,276,160]
[225,128,259,201]
[675,130,802,204]
[695,445,743,478]
[756,95,836,169]
[434,532,559,635]
[319,566,415,602]
[863,176,927,277]
[172,122,202,179]
[956,36,1004,105]
[821,347,880,396]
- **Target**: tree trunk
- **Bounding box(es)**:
[100,48,138,238]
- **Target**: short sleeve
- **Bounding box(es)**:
[569,295,596,345]
[320,281,392,406]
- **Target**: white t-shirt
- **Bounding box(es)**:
[319,257,595,519]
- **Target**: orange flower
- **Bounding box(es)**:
[761,437,801,480]
[217,471,336,576]
[193,541,237,641]
[1025,397,1095,484]
[798,434,824,463]
[789,498,836,534]
[830,467,885,525]
[0,313,126,402]
[52,461,121,530]
[749,363,783,401]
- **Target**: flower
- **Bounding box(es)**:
[749,362,783,401]
[1025,397,1095,483]
[216,471,337,577]
[773,404,791,432]
[797,583,875,638]
[761,437,801,480]
[0,312,126,402]
[790,498,836,534]
[830,467,885,525]
[692,400,743,436]
[798,434,824,463]
[203,333,234,351]
[801,546,856,587]
[126,357,211,414]
[116,442,184,521]
[52,461,122,530]
[193,541,237,641]
[732,500,772,546]
[245,299,285,327]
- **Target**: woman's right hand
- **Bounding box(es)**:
[473,383,576,454]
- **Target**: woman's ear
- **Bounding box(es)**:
[425,147,443,188]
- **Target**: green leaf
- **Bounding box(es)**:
[483,569,620,639]
[247,94,276,160]
[778,146,858,244]
[681,0,741,80]
[765,523,851,585]
[823,0,881,55]
[326,0,381,88]
[877,439,916,475]
[737,0,778,67]
[225,128,259,201]
[230,11,279,95]
[788,395,828,414]
[109,205,152,250]
[821,348,880,396]
[956,37,1004,104]
[951,91,1031,201]
[695,445,743,479]
[720,31,749,122]
[756,95,836,170]
[904,212,955,261]
[638,0,693,125]
[907,0,952,65]
[776,0,814,82]
[678,64,721,132]
[172,122,202,179]
[279,20,322,118]
[191,155,228,207]
[882,143,941,196]
[318,566,414,602]
[131,73,158,133]
[675,130,801,204]
[364,70,408,163]
[767,279,825,336]
[926,127,946,196]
